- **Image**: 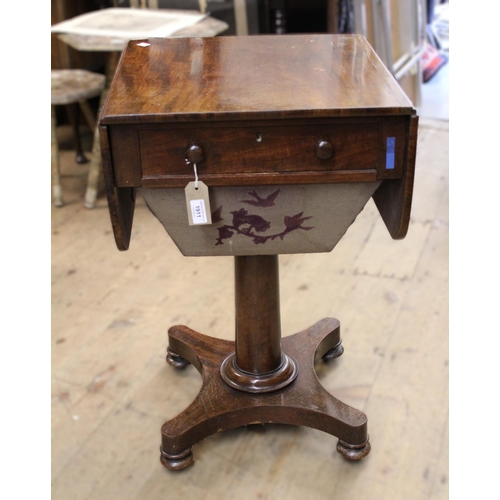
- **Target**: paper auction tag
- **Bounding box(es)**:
[185,181,212,225]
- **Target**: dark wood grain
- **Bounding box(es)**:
[373,114,419,239]
[108,126,141,187]
[234,255,281,374]
[139,120,379,178]
[140,169,379,188]
[99,125,135,251]
[161,256,370,470]
[220,256,298,394]
[100,35,414,124]
[161,317,370,470]
[107,116,407,189]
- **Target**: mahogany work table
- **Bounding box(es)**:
[99,34,418,471]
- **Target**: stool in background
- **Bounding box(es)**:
[51,69,105,207]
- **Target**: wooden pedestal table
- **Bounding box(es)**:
[98,34,418,470]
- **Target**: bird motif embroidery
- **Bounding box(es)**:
[240,189,281,207]
[212,189,314,246]
[230,209,271,234]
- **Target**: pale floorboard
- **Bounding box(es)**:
[52,117,449,499]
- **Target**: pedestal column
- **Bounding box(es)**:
[220,255,298,393]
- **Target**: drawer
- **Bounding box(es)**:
[109,118,407,187]
[140,121,378,177]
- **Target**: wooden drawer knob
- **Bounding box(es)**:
[186,144,204,164]
[315,140,333,160]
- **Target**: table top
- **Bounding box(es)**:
[100,34,415,125]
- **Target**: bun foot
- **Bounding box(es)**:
[75,152,89,164]
[336,437,371,460]
[166,347,190,369]
[322,342,344,361]
[160,447,194,470]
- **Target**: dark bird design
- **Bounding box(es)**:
[213,199,314,247]
[211,205,223,223]
[240,189,281,207]
[230,208,271,233]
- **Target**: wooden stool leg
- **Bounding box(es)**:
[84,122,102,208]
[78,99,96,131]
[66,103,88,164]
[51,106,64,207]
[81,97,100,208]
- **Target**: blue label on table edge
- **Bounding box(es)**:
[386,137,395,170]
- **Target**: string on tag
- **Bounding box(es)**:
[193,163,199,190]
[186,158,199,190]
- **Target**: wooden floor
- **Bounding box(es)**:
[51,117,449,499]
